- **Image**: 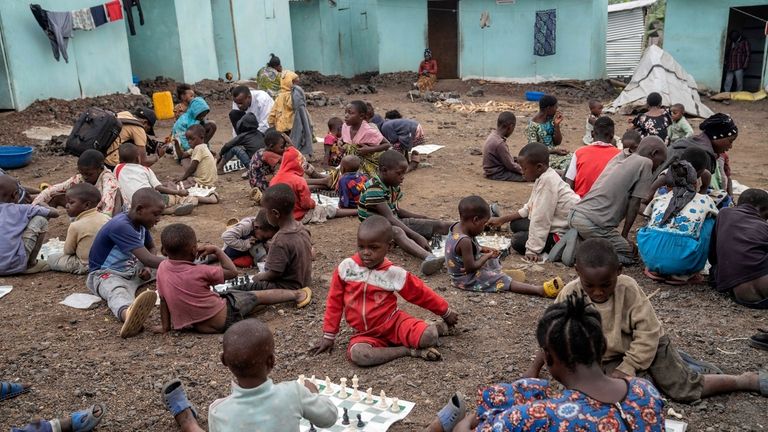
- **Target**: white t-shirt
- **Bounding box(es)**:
[231,89,274,135]
[115,163,161,208]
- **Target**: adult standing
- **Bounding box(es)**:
[724,31,750,92]
[230,86,274,136]
[256,54,283,97]
[104,107,159,170]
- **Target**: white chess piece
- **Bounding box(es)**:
[298,374,305,386]
[323,376,334,394]
[390,397,401,413]
[375,390,388,409]
[310,375,317,386]
[337,377,348,399]
[349,375,360,401]
[364,387,374,404]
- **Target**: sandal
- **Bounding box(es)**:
[162,379,198,419]
[119,290,157,339]
[437,392,466,432]
[0,381,30,401]
[70,403,106,432]
[542,276,564,298]
[296,287,313,309]
[643,268,666,282]
[749,332,768,352]
[411,347,442,361]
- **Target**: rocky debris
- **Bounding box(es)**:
[305,91,345,107]
[417,91,461,103]
[370,71,418,88]
[138,76,235,104]
[22,93,150,127]
[37,135,68,156]
[467,86,485,97]
[346,84,377,95]
[297,71,350,90]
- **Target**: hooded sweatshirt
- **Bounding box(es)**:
[220,112,265,158]
[269,146,315,220]
[172,97,210,151]
[268,71,298,132]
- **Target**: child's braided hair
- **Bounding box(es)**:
[536,292,605,370]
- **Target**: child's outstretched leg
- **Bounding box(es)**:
[349,319,442,367]
[12,404,105,432]
[162,380,205,432]
[391,227,443,276]
[507,276,563,298]
[700,371,766,398]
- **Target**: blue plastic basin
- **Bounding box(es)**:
[0,146,34,169]
[525,91,546,102]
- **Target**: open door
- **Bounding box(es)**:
[0,18,15,109]
[722,6,767,92]
[428,0,459,79]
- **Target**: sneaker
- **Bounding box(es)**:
[173,203,195,216]
[420,254,444,276]
[678,350,723,375]
[120,290,157,339]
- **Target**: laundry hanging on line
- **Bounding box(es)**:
[123,0,145,36]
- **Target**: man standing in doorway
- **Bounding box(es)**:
[724,30,751,92]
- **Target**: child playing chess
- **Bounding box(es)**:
[270,145,358,224]
[249,129,286,193]
[337,155,369,209]
[488,143,579,262]
[445,195,563,297]
[156,224,311,335]
[0,175,59,276]
[48,184,110,275]
[323,116,343,167]
[314,215,459,366]
[565,117,620,198]
[526,238,768,402]
[87,187,166,338]
[221,209,278,268]
[171,97,217,168]
[173,125,219,189]
[582,99,604,145]
[33,149,120,216]
[116,143,217,216]
[162,319,337,431]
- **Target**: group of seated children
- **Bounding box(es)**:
[220,209,277,268]
[171,96,217,168]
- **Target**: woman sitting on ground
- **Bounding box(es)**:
[417,49,438,92]
[632,92,672,142]
[525,95,570,171]
[256,53,283,97]
[424,293,665,432]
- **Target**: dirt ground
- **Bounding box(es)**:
[1,79,767,431]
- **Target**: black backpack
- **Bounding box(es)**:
[64,107,123,157]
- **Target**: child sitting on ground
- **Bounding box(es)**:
[173,125,219,189]
[667,103,694,144]
[489,143,580,262]
[33,149,120,216]
[221,209,278,268]
[565,117,620,197]
[48,184,110,275]
[582,99,604,145]
[482,111,524,183]
[0,175,59,276]
[116,142,216,216]
[162,319,337,431]
[323,117,343,167]
[711,188,768,309]
[337,155,369,209]
[157,224,311,335]
[249,129,286,195]
[87,187,166,338]
[173,83,195,119]
[446,195,563,297]
[314,215,459,366]
[216,112,265,175]
[358,150,451,275]
[527,238,768,402]
[171,97,217,168]
[380,112,425,171]
[270,145,358,224]
[620,129,642,157]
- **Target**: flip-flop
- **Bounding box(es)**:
[437,392,466,432]
[643,268,666,282]
[542,277,564,298]
[70,403,105,432]
[119,290,157,339]
[296,287,313,309]
[411,347,442,361]
[677,350,723,375]
[749,333,768,352]
[162,379,198,419]
[0,381,30,401]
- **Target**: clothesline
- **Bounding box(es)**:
[731,7,767,24]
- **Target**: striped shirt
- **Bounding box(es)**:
[357,175,402,221]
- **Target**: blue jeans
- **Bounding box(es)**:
[221,146,250,167]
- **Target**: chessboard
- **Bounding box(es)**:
[185,184,217,197]
[429,233,513,259]
[38,238,64,261]
[223,159,247,173]
[314,193,340,208]
[298,376,414,432]
[209,267,266,293]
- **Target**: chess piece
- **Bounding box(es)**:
[349,374,360,401]
[310,375,316,385]
[390,397,401,413]
[375,390,388,409]
[338,377,348,399]
[298,374,305,386]
[342,408,350,425]
[308,423,317,432]
[364,387,374,404]
[351,374,359,388]
[324,376,334,394]
[356,414,365,428]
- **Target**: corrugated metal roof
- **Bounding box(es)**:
[607,7,646,78]
[607,0,657,13]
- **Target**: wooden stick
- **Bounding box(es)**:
[646,287,662,299]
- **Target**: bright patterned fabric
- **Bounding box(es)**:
[444,223,511,293]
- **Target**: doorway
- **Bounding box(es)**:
[428,0,459,79]
[722,6,768,92]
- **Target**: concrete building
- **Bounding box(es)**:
[664,0,768,92]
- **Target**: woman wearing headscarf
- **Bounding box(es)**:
[638,158,718,285]
[256,54,283,97]
[417,49,438,92]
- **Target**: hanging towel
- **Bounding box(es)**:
[71,8,96,31]
[123,0,144,36]
[534,9,557,57]
[90,5,108,27]
[105,0,123,22]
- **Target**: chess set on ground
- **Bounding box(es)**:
[297,375,415,432]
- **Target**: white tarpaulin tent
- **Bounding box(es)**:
[606,45,714,118]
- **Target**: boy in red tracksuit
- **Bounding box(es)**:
[269,146,357,224]
[314,214,459,366]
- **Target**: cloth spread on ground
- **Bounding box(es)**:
[534,9,556,56]
[123,0,144,36]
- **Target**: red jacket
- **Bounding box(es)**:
[322,254,450,340]
[269,146,315,220]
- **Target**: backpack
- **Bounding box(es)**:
[64,107,123,157]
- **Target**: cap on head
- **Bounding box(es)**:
[133,107,157,135]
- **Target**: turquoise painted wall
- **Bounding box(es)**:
[377,0,427,74]
[211,0,238,80]
[0,0,132,109]
[175,0,219,83]
[665,0,768,91]
[459,0,607,81]
[127,0,183,82]
[289,1,325,73]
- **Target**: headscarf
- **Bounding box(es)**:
[660,160,698,225]
[699,113,738,140]
[424,48,432,59]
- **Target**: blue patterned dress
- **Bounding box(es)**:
[475,378,665,432]
[444,223,511,292]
